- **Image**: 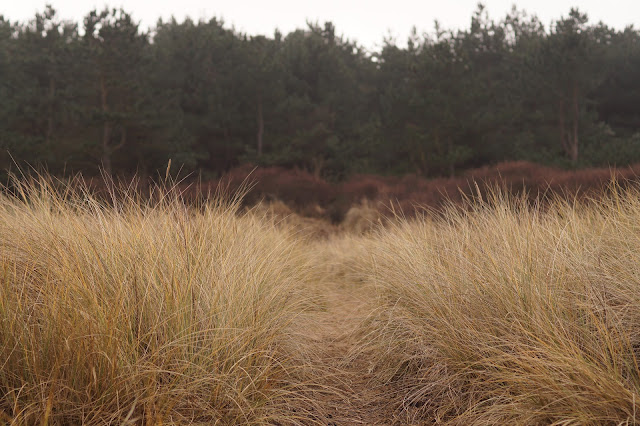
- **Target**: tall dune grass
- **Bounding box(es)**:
[357,186,640,424]
[0,177,315,424]
[7,175,640,424]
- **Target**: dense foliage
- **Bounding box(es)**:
[1,4,640,179]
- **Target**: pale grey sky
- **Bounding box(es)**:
[2,1,639,49]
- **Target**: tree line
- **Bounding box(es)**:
[1,4,640,180]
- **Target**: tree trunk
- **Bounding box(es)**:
[100,75,112,176]
[102,124,113,177]
[311,156,324,180]
[447,137,455,178]
[45,77,55,147]
[558,98,570,161]
[257,93,264,157]
[570,83,579,164]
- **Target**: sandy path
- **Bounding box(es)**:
[295,282,394,425]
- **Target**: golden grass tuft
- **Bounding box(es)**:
[0,177,317,424]
[341,200,383,235]
[355,186,640,424]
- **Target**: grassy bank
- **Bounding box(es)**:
[0,178,316,424]
[355,187,640,424]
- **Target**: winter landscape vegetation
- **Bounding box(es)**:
[2,2,640,424]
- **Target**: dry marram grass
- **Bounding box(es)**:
[4,176,640,424]
[0,178,318,424]
[354,187,640,424]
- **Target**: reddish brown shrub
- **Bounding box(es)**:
[176,161,640,223]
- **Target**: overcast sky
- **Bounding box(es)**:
[2,1,639,50]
